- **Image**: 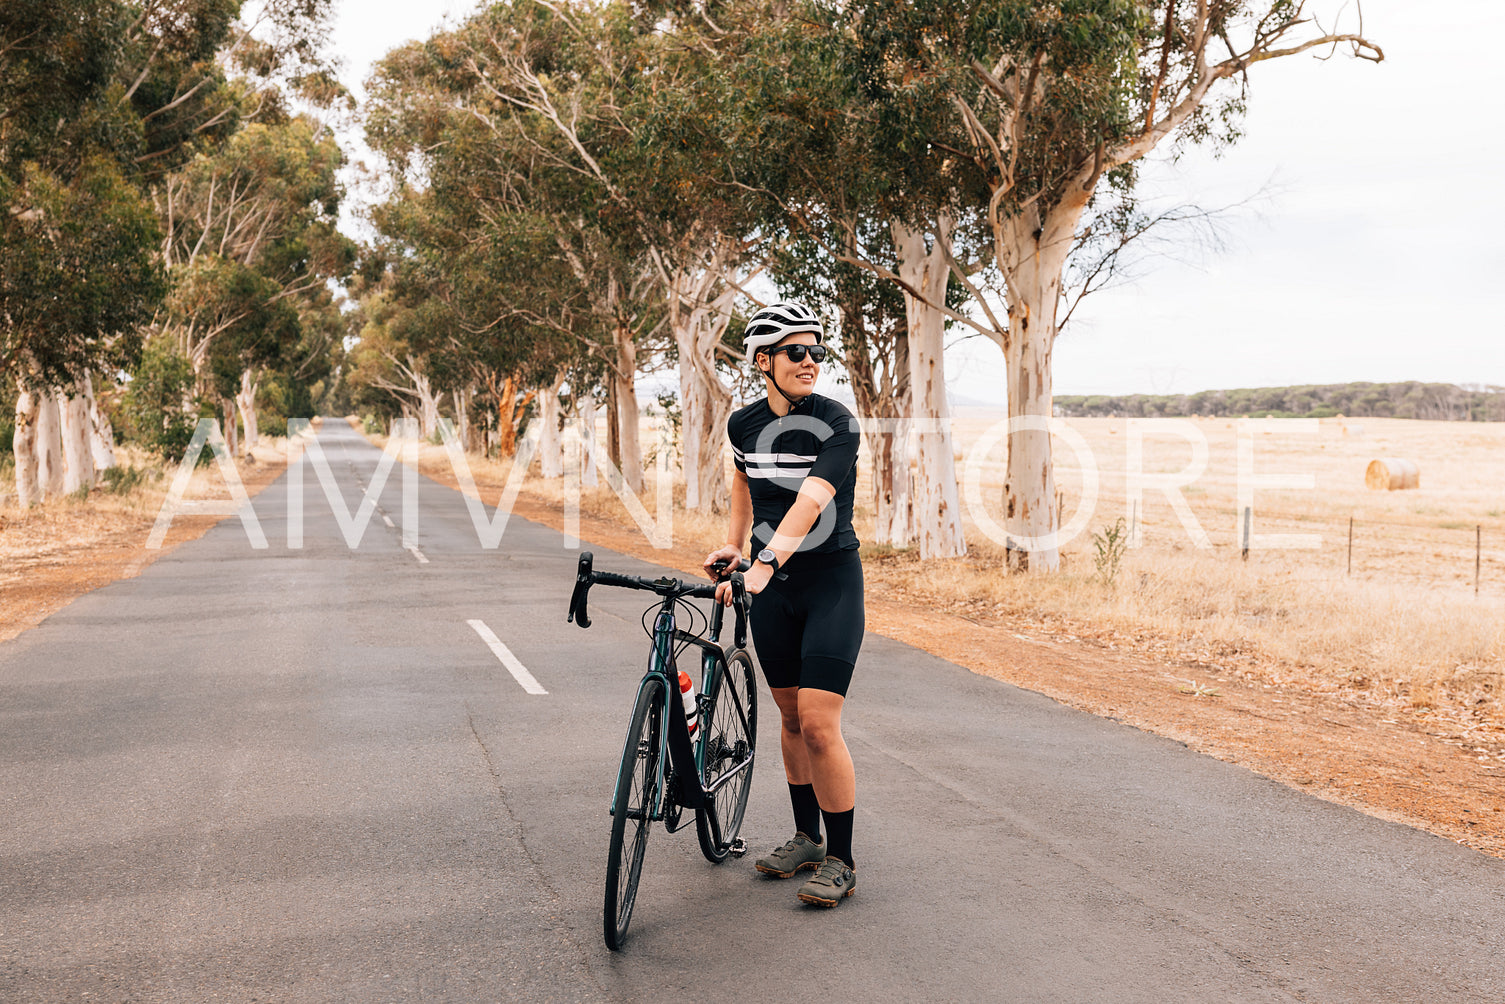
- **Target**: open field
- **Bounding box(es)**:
[926,412,1505,703]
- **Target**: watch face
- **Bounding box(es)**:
[757,548,776,564]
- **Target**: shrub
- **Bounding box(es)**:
[100,464,158,495]
[121,339,199,462]
[1091,517,1129,587]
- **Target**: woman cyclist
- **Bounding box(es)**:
[703,301,864,908]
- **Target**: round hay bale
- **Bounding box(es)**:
[1365,458,1419,491]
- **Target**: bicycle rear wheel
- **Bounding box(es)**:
[604,677,664,950]
[696,650,757,863]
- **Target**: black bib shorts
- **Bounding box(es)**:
[749,548,865,697]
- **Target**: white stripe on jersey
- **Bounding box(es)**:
[735,451,817,463]
[746,467,815,479]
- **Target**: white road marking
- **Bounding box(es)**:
[468,620,548,695]
[383,514,395,528]
[406,545,429,564]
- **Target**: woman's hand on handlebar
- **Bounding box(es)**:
[704,544,741,580]
[715,560,770,606]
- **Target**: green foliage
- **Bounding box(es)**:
[0,0,340,392]
[99,464,158,495]
[0,159,166,385]
[121,339,199,462]
[1091,517,1129,587]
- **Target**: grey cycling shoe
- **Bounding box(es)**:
[754,832,827,878]
[796,856,856,907]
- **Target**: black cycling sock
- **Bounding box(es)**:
[821,807,854,869]
[789,783,822,843]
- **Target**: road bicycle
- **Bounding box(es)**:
[566,551,758,951]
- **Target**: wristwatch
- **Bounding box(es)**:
[755,547,780,574]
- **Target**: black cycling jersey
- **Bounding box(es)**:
[727,393,861,560]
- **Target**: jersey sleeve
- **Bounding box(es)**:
[807,404,860,487]
[727,412,747,475]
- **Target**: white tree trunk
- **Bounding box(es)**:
[612,324,643,494]
[60,384,96,496]
[413,371,442,441]
[36,388,65,502]
[221,396,239,461]
[671,267,737,513]
[892,216,966,560]
[843,303,913,548]
[579,398,599,488]
[539,374,566,479]
[454,384,478,451]
[454,384,470,449]
[236,369,259,454]
[85,373,116,471]
[995,199,1086,572]
[13,387,41,508]
[869,419,912,547]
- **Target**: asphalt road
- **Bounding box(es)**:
[2,420,1503,1003]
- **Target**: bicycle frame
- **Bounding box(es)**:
[611,590,755,844]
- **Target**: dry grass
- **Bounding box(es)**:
[862,541,1503,711]
[375,411,1504,718]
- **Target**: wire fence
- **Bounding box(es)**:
[1095,498,1501,597]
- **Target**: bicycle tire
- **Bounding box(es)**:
[604,677,664,950]
[695,649,757,863]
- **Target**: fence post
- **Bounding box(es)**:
[1241,506,1251,562]
[1347,516,1354,576]
[1477,525,1482,597]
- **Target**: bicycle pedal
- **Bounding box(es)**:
[729,838,747,858]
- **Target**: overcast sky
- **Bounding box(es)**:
[330,0,1504,399]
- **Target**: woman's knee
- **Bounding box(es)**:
[771,687,802,734]
[796,702,842,755]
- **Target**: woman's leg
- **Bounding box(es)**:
[796,688,854,810]
[770,685,811,785]
[797,688,856,870]
[770,685,822,842]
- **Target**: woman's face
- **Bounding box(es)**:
[759,331,821,395]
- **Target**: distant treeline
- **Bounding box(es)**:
[1054,382,1505,422]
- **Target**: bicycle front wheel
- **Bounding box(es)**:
[604,677,664,950]
[696,649,757,863]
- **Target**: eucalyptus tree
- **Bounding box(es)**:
[394,0,768,505]
[155,115,354,451]
[842,0,1381,570]
[2,0,340,501]
[367,2,680,490]
[769,218,917,547]
[676,11,980,556]
[343,290,458,439]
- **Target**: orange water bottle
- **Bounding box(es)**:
[678,670,698,738]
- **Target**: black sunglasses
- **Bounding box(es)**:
[765,343,827,364]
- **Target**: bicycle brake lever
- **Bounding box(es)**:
[567,551,594,628]
[729,570,748,649]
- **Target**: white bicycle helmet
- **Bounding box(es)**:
[742,301,824,363]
